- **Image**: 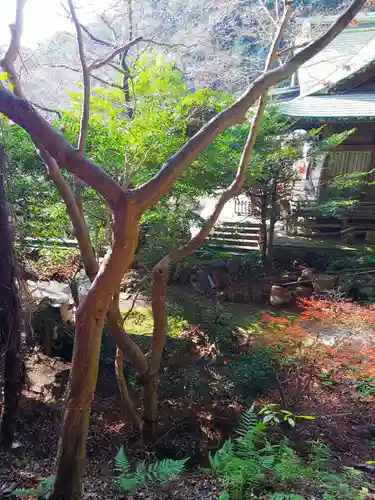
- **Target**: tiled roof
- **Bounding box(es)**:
[297,28,375,96]
[281,93,375,118]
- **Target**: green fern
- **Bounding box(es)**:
[114,447,188,494]
[13,476,54,499]
[208,406,372,500]
[273,442,305,484]
[235,404,258,437]
[147,458,189,484]
[114,446,132,475]
[308,441,331,470]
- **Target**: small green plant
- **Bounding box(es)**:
[13,476,54,499]
[208,407,370,500]
[259,403,316,427]
[114,446,188,493]
[354,377,375,402]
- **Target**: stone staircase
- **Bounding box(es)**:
[205,221,261,253]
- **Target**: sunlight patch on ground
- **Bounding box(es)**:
[122,307,188,338]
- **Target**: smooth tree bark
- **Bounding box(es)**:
[143,3,292,438]
[0,145,23,449]
[0,0,366,497]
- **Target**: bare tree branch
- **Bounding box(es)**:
[257,0,278,27]
[277,42,310,57]
[141,38,196,50]
[100,12,119,41]
[88,37,143,71]
[107,61,127,75]
[0,0,26,99]
[90,74,123,90]
[47,63,124,90]
[47,63,81,73]
[134,0,367,211]
[68,0,90,153]
[30,101,62,119]
[80,23,112,47]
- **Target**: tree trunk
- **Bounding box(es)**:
[115,347,141,429]
[51,209,139,500]
[143,264,168,443]
[0,145,22,449]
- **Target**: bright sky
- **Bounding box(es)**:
[0,0,108,48]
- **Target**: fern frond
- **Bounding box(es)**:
[114,446,132,475]
[235,404,258,437]
[147,458,189,484]
[117,476,141,492]
[12,476,54,499]
[209,439,234,473]
[308,441,331,470]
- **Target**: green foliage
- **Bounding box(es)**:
[235,404,258,437]
[3,124,71,255]
[208,408,370,500]
[4,51,241,262]
[259,404,316,428]
[13,476,54,499]
[316,199,359,218]
[114,446,188,494]
[326,249,375,272]
[354,377,375,402]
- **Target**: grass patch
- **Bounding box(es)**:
[122,307,188,338]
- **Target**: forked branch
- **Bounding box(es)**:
[88,37,142,71]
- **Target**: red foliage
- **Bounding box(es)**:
[261,298,375,404]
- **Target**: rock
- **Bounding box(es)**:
[270,285,293,306]
[292,286,313,298]
[313,274,336,293]
[298,267,315,283]
[280,272,298,284]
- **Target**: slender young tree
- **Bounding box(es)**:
[0,0,367,497]
[0,145,23,449]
